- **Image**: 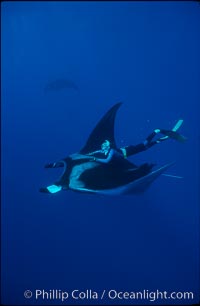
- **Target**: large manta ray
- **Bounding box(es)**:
[44,78,79,93]
[40,103,174,195]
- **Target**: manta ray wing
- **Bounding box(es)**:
[80,102,122,154]
[70,162,174,195]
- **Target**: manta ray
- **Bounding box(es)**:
[44,78,79,93]
[40,103,175,196]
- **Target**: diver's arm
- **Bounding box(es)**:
[87,150,102,156]
[93,149,115,164]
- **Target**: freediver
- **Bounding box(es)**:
[45,124,186,168]
[86,124,186,164]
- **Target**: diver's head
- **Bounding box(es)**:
[101,140,111,153]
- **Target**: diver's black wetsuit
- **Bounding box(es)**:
[123,130,164,157]
[86,130,167,164]
[44,130,165,168]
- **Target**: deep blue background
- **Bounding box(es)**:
[1,1,200,305]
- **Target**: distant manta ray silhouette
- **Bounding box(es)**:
[45,78,79,93]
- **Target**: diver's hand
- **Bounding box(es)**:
[86,157,96,162]
[89,157,96,161]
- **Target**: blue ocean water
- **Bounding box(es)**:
[1,1,200,305]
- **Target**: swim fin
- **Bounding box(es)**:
[160,129,187,143]
[159,119,187,143]
[172,119,184,132]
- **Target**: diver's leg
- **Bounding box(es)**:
[144,128,171,147]
[121,129,165,158]
[121,122,186,158]
[122,143,146,157]
[123,121,186,158]
[145,129,161,143]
